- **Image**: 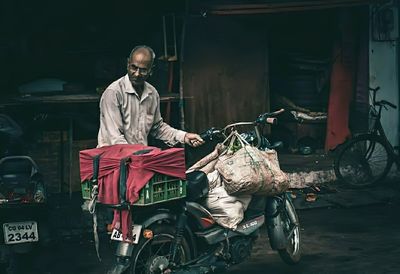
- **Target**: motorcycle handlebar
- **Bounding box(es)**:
[199,109,285,141]
[266,117,277,125]
[199,128,223,141]
[256,108,285,125]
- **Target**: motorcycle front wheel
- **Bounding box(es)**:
[129,224,192,274]
[278,198,301,265]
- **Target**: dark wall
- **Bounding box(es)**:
[183,15,269,132]
[268,10,336,112]
[0,0,185,97]
[0,0,187,193]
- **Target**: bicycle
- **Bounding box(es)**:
[334,86,400,188]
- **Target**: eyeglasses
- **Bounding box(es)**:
[128,64,151,76]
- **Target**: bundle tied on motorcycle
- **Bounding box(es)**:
[79,144,186,242]
[215,131,289,196]
[187,132,288,230]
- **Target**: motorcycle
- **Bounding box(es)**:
[0,114,51,274]
[108,109,301,274]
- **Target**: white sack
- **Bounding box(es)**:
[204,185,251,230]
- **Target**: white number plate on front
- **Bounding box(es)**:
[110,224,142,244]
[3,221,39,245]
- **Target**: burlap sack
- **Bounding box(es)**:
[256,148,289,195]
[215,133,289,196]
[186,143,225,175]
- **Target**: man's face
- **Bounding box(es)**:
[127,50,153,87]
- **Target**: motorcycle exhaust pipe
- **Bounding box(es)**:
[107,242,134,274]
[115,242,134,257]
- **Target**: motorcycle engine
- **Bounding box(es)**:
[229,237,253,264]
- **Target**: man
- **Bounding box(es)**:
[98,45,204,148]
[100,46,204,274]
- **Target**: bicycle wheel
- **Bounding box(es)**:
[334,134,393,187]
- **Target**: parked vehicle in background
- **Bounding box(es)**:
[0,114,51,274]
[334,87,400,188]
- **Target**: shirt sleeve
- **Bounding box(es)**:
[98,89,129,146]
[150,95,186,146]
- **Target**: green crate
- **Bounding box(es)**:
[81,180,92,200]
[135,174,187,206]
[80,174,187,206]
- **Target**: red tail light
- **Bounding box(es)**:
[200,217,215,228]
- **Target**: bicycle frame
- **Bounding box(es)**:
[334,87,398,187]
[369,99,396,156]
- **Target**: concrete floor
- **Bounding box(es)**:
[8,183,400,274]
[229,202,400,274]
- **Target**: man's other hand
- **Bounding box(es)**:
[184,133,205,147]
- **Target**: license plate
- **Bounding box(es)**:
[3,221,39,245]
[110,224,142,244]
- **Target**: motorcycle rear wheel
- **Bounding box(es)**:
[278,198,301,265]
[129,224,191,274]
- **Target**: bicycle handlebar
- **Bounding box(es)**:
[375,100,397,109]
[369,86,397,109]
[369,86,380,92]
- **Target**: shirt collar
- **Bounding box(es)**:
[123,74,153,98]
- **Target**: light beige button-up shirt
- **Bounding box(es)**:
[97,74,186,147]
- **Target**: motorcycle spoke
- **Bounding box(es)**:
[133,232,189,274]
[135,247,152,270]
[153,241,170,257]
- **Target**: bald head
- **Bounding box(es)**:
[128,46,155,66]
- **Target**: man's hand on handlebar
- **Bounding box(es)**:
[184,133,205,147]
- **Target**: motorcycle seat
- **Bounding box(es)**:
[0,156,39,186]
[186,171,209,201]
[267,141,283,150]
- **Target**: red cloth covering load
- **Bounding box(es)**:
[79,144,186,242]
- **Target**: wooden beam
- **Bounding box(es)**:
[201,0,385,15]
